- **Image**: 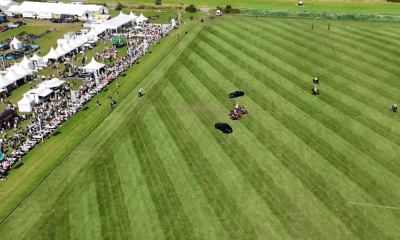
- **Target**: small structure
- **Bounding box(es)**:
[0,74,13,90]
[64,32,76,41]
[23,86,52,104]
[30,53,45,67]
[216,9,222,16]
[43,47,63,63]
[20,56,35,70]
[82,57,105,73]
[17,95,35,112]
[298,1,303,5]
[39,78,65,89]
[10,37,22,50]
[0,1,18,12]
[136,13,148,25]
[5,68,23,86]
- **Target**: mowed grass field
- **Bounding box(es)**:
[1,15,400,239]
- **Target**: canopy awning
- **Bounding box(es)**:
[83,57,105,72]
[38,88,53,97]
[5,68,23,81]
[0,74,13,88]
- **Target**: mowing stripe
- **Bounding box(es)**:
[129,116,196,239]
[0,21,200,225]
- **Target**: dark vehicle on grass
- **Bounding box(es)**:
[62,18,74,23]
[21,45,39,52]
[228,90,244,98]
[0,44,10,51]
[215,122,233,134]
[67,71,79,77]
[14,21,26,26]
[0,13,8,23]
[0,51,25,60]
[51,18,62,23]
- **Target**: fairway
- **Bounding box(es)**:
[2,15,400,239]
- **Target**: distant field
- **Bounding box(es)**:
[1,15,400,239]
[90,0,400,12]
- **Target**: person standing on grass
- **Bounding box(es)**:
[346,26,349,31]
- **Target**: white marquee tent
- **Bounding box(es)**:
[0,74,13,89]
[39,78,65,89]
[17,95,35,112]
[5,68,23,83]
[20,56,35,70]
[30,53,45,66]
[136,13,148,25]
[10,36,22,49]
[83,57,105,72]
[23,86,53,104]
[55,44,68,56]
[101,13,133,31]
[68,38,81,49]
[0,0,17,12]
[43,47,63,63]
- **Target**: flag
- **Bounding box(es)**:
[0,150,3,161]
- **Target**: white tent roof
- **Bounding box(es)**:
[18,95,34,104]
[136,13,148,24]
[77,34,88,44]
[20,55,33,67]
[0,74,13,88]
[83,57,105,72]
[9,2,108,17]
[103,14,132,29]
[87,27,99,36]
[119,11,124,16]
[12,63,32,75]
[69,38,81,48]
[61,42,74,52]
[10,36,21,45]
[39,78,65,88]
[55,44,68,55]
[38,88,53,97]
[44,47,63,61]
[5,68,23,81]
[30,53,44,63]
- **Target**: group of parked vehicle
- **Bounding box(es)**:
[0,21,26,33]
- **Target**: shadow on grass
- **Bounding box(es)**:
[82,106,89,111]
[12,162,23,170]
[103,88,108,92]
[136,61,140,64]
[52,131,61,136]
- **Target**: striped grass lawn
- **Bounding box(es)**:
[1,16,400,239]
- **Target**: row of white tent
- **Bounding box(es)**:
[43,12,148,62]
[18,78,66,112]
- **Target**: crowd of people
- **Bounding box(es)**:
[0,21,177,180]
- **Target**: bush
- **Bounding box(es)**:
[226,5,232,10]
[180,3,184,5]
[103,3,107,7]
[185,4,197,12]
[138,5,145,9]
[155,0,161,5]
[223,5,240,14]
[216,6,222,10]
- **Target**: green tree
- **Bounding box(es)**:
[155,0,161,5]
[185,4,197,13]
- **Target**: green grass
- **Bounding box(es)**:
[91,0,400,12]
[1,15,400,239]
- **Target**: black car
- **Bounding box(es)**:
[228,91,245,98]
[62,18,74,23]
[0,44,10,51]
[215,122,233,134]
[14,21,26,26]
[67,71,79,77]
[52,18,62,23]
